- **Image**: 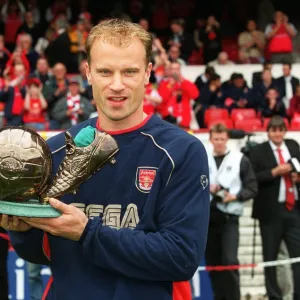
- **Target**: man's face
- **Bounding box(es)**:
[247,20,256,31]
[268,127,286,145]
[170,23,181,33]
[170,62,181,78]
[69,83,79,95]
[169,46,180,60]
[53,64,66,80]
[283,64,291,77]
[210,132,228,155]
[37,59,48,74]
[86,38,151,122]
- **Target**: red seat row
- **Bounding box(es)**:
[205,108,300,130]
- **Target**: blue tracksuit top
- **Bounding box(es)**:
[9,114,210,300]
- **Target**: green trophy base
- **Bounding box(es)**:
[0,199,61,218]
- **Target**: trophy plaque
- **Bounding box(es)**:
[0,126,119,218]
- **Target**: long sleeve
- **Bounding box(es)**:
[181,79,199,100]
[9,229,50,265]
[249,146,275,183]
[79,141,210,282]
[237,155,258,201]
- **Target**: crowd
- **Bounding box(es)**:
[0,0,299,132]
[0,1,300,300]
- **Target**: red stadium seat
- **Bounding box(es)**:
[204,108,229,126]
[231,108,256,122]
[263,118,290,129]
[290,118,300,129]
[234,119,262,131]
[207,119,234,129]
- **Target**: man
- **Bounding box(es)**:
[252,61,273,87]
[205,123,257,300]
[238,19,265,63]
[0,227,9,300]
[194,66,216,92]
[249,116,300,300]
[276,63,300,108]
[265,11,297,64]
[157,61,199,128]
[1,19,210,300]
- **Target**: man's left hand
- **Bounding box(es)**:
[291,172,299,183]
[20,198,88,241]
[223,192,237,203]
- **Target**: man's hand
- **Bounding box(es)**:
[291,172,299,183]
[272,163,292,177]
[1,214,32,232]
[210,184,221,194]
[223,191,237,203]
[20,198,89,241]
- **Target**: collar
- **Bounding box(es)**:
[269,140,286,151]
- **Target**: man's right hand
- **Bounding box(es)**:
[0,214,32,232]
[272,163,292,177]
[210,184,221,194]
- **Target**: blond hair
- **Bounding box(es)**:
[209,123,229,137]
[85,18,153,66]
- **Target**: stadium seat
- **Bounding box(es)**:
[204,108,229,126]
[231,108,256,122]
[234,118,262,131]
[263,118,290,129]
[207,119,234,129]
[290,118,300,129]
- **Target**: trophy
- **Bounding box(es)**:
[0,126,119,217]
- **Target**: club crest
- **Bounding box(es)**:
[136,167,157,193]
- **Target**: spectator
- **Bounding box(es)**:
[44,16,72,72]
[238,20,265,63]
[51,77,94,129]
[261,88,286,118]
[157,61,199,128]
[143,78,162,115]
[167,18,194,62]
[3,63,26,125]
[222,73,251,111]
[75,59,90,95]
[252,61,273,86]
[194,73,223,128]
[18,33,39,73]
[47,62,68,113]
[138,18,166,63]
[276,63,300,109]
[199,15,222,64]
[45,0,72,23]
[265,11,297,64]
[208,51,235,66]
[0,35,11,76]
[23,77,48,131]
[194,66,216,91]
[193,18,205,50]
[26,0,40,24]
[16,10,40,47]
[168,45,186,66]
[251,69,277,109]
[34,27,56,56]
[287,84,300,118]
[1,0,25,52]
[68,17,88,70]
[30,57,53,85]
[4,46,30,78]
